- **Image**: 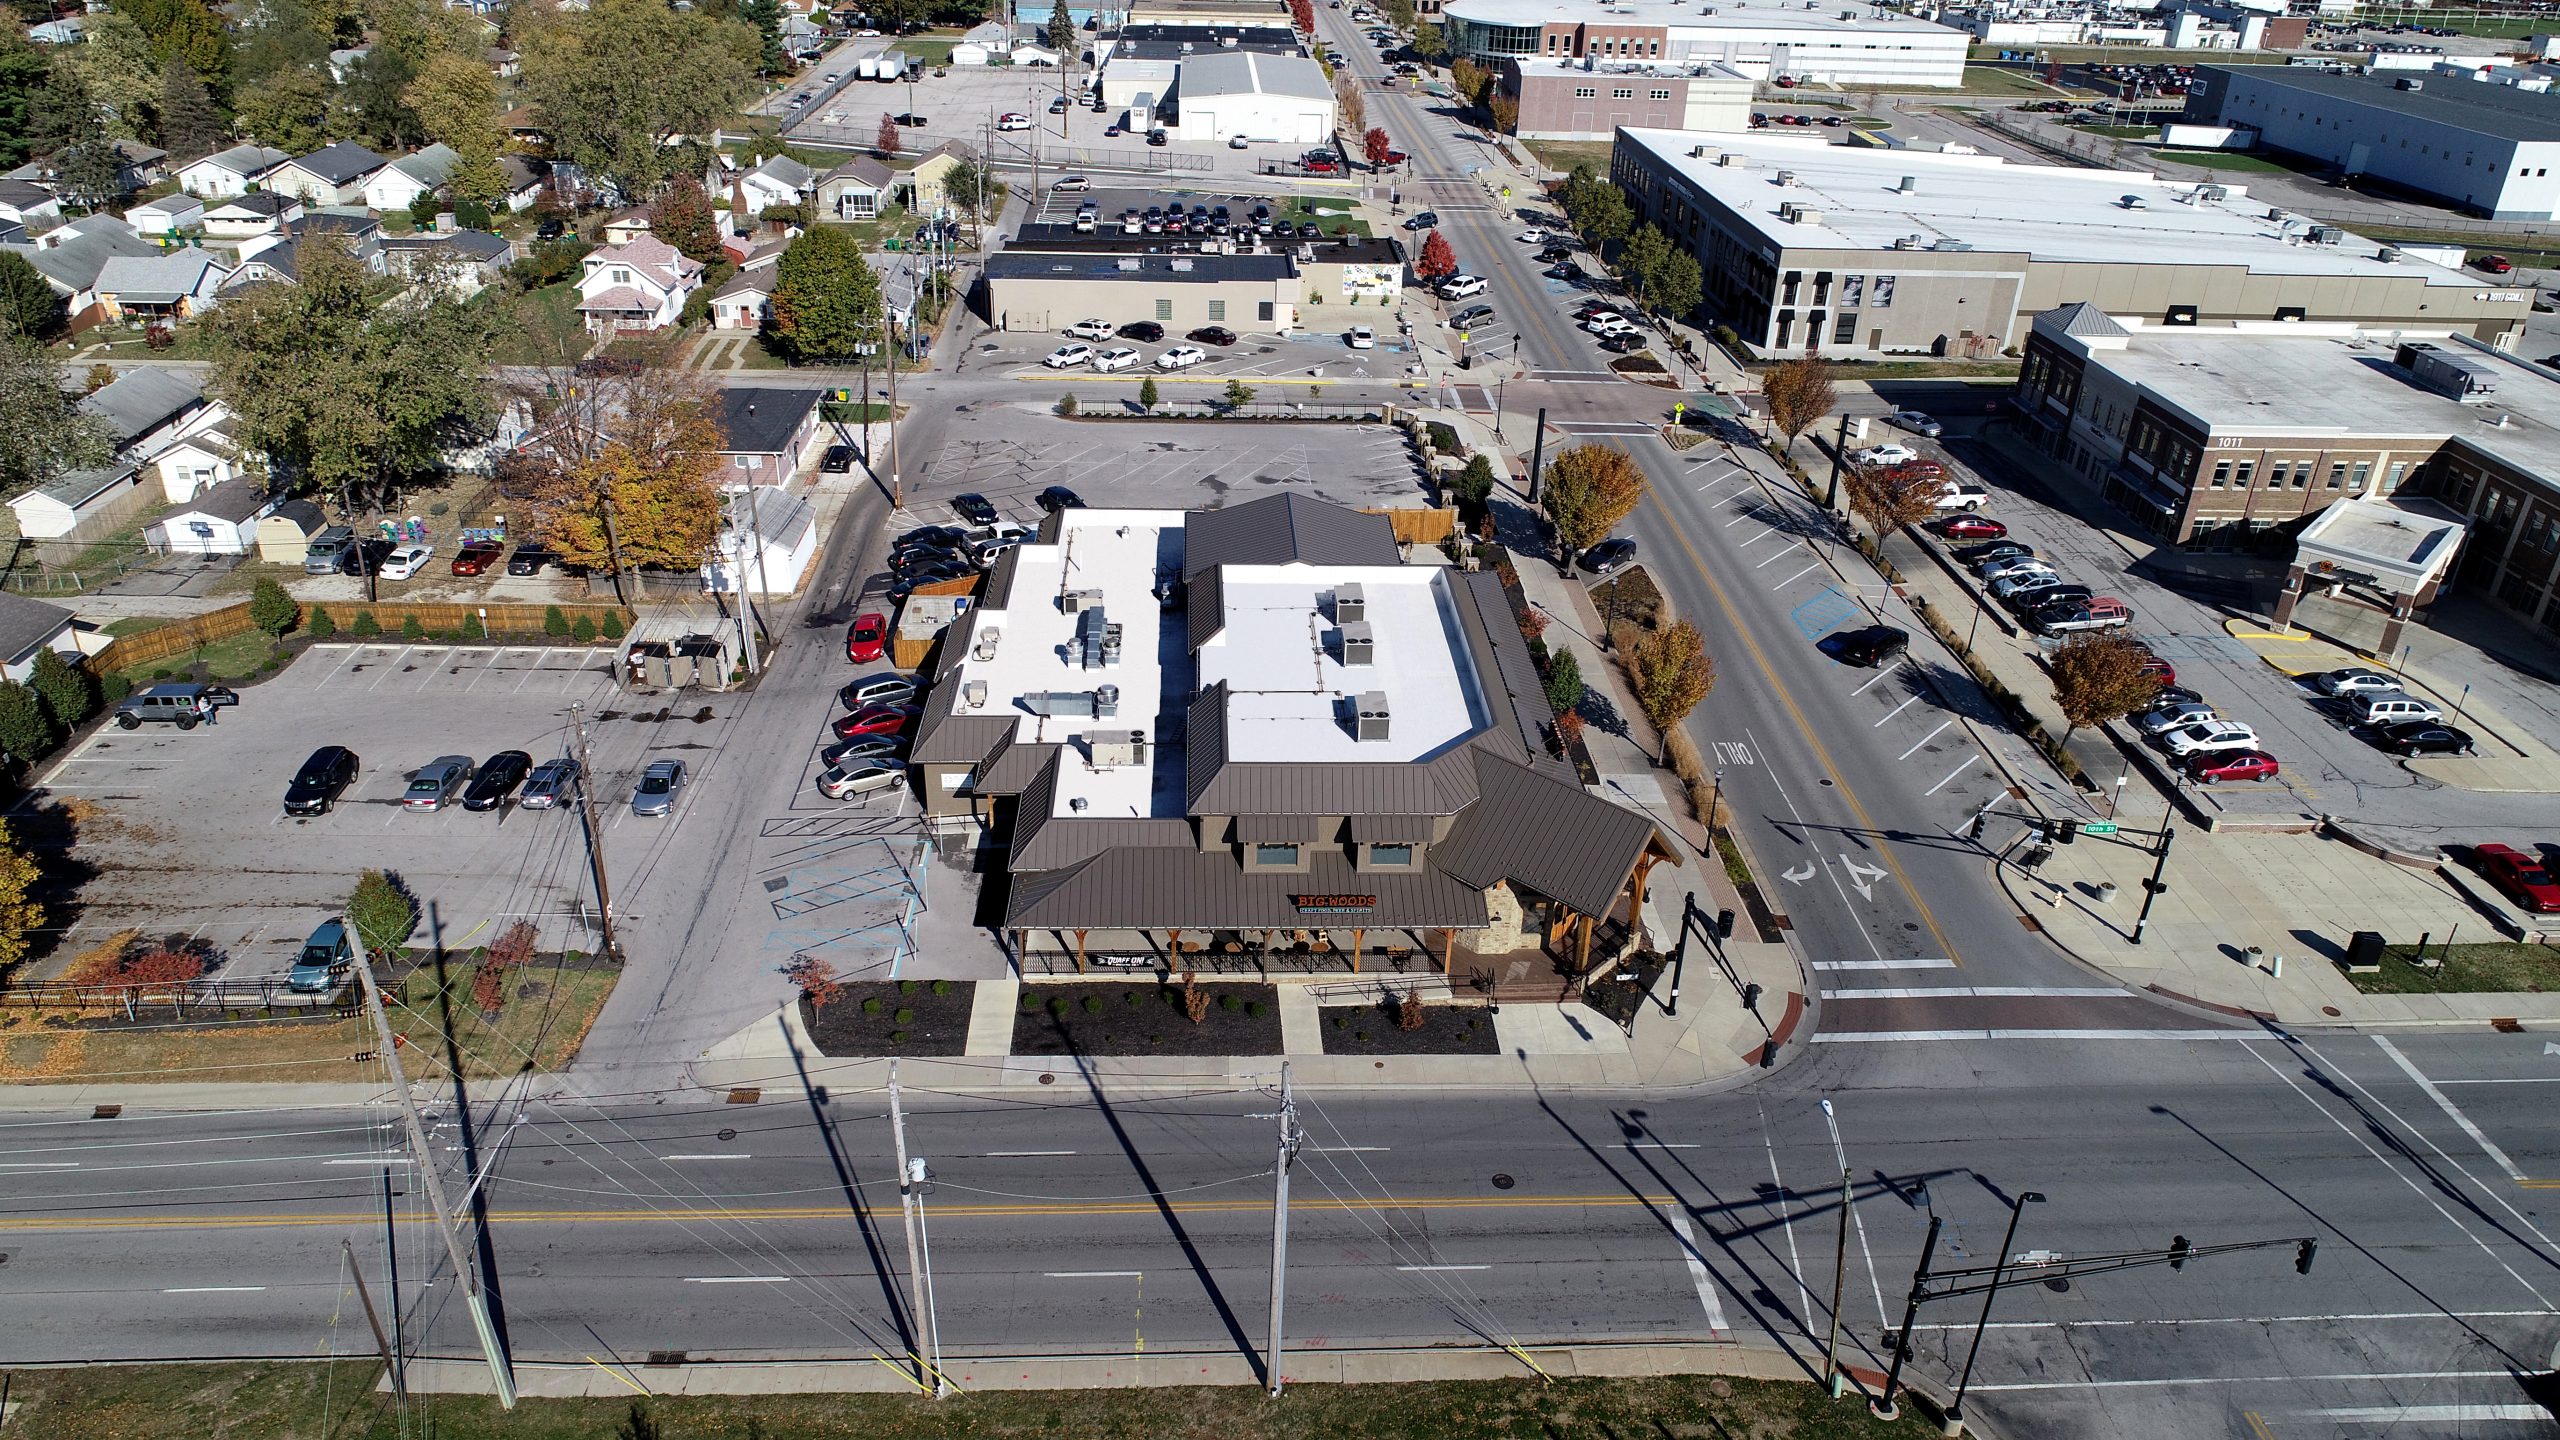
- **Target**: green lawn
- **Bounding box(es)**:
[2152,149,2294,173]
[0,1362,1952,1440]
[903,34,961,65]
[2350,942,2560,995]
[1951,66,2065,97]
[1522,139,1614,176]
[113,626,286,687]
[491,281,589,367]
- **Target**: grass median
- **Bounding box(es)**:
[2,1361,1950,1439]
[2353,941,2560,995]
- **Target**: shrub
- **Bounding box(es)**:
[601,612,626,640]
[899,979,917,994]
[931,978,951,995]
[1425,420,1461,454]
[400,615,425,640]
[1182,969,1210,1025]
[307,605,336,638]
[1124,990,1144,1007]
[1048,995,1069,1015]
[571,615,598,643]
[461,613,485,640]
[99,673,132,704]
[543,605,569,638]
[1246,999,1267,1017]
[889,1029,908,1043]
[1219,993,1241,1012]
[1397,989,1426,1031]
[1081,994,1104,1014]
[151,668,173,679]
[1056,393,1079,417]
[893,1006,915,1024]
[1331,1014,1348,1030]
[862,996,883,1014]
[249,578,299,638]
[351,611,381,638]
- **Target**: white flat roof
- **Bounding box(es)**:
[1447,0,1963,36]
[1509,56,1751,79]
[2295,496,2468,590]
[1620,128,2502,284]
[1195,565,1488,765]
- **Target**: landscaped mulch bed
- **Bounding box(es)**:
[1316,1000,1502,1057]
[801,979,976,1056]
[1013,981,1281,1057]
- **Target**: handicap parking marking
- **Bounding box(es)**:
[1790,588,1865,640]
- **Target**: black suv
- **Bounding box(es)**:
[951,493,999,526]
[1831,625,1910,668]
[1117,321,1164,342]
[283,745,359,816]
[506,543,558,576]
[1036,485,1086,513]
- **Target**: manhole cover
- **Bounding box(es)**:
[1040,1072,1055,1084]
[2043,1277,2072,1293]
[1491,1173,1515,1190]
[2322,1006,2341,1017]
[717,1128,737,1142]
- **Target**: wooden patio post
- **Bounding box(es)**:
[1439,926,1456,977]
[1574,914,1596,976]
[1350,927,1364,974]
[1073,928,1088,975]
[1625,852,1660,934]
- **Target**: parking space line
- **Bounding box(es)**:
[1770,562,1822,590]
[1851,662,1905,696]
[1752,544,1802,569]
[1737,528,1786,549]
[1924,756,1980,796]
[365,647,416,692]
[1873,693,1924,727]
[1723,508,1768,528]
[1896,719,1954,760]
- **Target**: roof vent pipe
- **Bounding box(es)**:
[1898,175,1917,193]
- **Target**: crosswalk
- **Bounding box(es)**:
[1810,965,2245,1044]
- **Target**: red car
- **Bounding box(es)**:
[846,612,887,664]
[1932,515,2008,540]
[450,540,504,576]
[1303,156,1337,173]
[2472,842,2560,913]
[832,703,918,740]
[2478,254,2516,275]
[2134,654,2177,687]
[2185,750,2279,785]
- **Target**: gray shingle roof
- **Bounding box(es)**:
[81,367,204,447]
[3,215,157,292]
[714,386,823,456]
[177,476,269,523]
[261,498,326,536]
[289,140,388,186]
[1180,493,1400,580]
[0,591,74,667]
[192,144,290,179]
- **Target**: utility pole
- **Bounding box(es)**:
[1261,1060,1301,1397]
[745,483,773,654]
[1818,1098,1852,1399]
[1526,406,1548,504]
[567,702,619,961]
[1944,1191,2045,1438]
[2131,823,2174,947]
[1872,1213,1940,1422]
[727,490,760,678]
[355,960,516,1408]
[885,307,904,509]
[1824,410,1852,511]
[887,1062,946,1395]
[342,1238,402,1401]
[380,1167,405,1399]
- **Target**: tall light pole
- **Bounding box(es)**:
[1708,766,1726,849]
[1818,1098,1853,1399]
[1944,1191,2045,1438]
[1261,1061,1301,1396]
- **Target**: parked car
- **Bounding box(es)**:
[893,554,971,587]
[833,703,919,740]
[1402,211,1440,230]
[2186,750,2280,785]
[379,543,433,580]
[1346,324,1375,349]
[2346,690,2443,726]
[285,918,353,994]
[2472,841,2560,912]
[892,112,928,127]
[1093,345,1141,373]
[303,526,356,574]
[821,443,857,474]
[1187,326,1238,346]
[1450,303,1495,327]
[1050,175,1090,192]
[1951,539,2030,566]
[2133,653,2178,687]
[2160,720,2258,757]
[2311,667,2399,697]
[1987,567,2068,600]
[1045,342,1097,369]
[1931,484,1992,513]
[450,540,504,577]
[843,673,919,710]
[1598,332,1646,353]
[461,750,532,811]
[2367,720,2475,756]
[630,759,686,817]
[1536,244,1573,262]
[1890,410,1944,438]
[1437,274,1486,299]
[1933,515,2008,541]
[846,612,888,663]
[951,493,1000,526]
[2001,581,2091,612]
[1037,484,1086,513]
[1831,625,1910,667]
[283,745,359,816]
[1117,321,1165,343]
[1157,344,1207,370]
[2029,597,2133,633]
[1548,262,1584,282]
[506,543,558,576]
[1978,554,2054,583]
[403,755,474,810]
[997,112,1032,131]
[2135,702,2219,737]
[823,736,909,768]
[1581,538,1637,575]
[2478,253,2516,274]
[519,758,580,809]
[818,759,908,800]
[1850,443,1918,467]
[1516,227,1547,243]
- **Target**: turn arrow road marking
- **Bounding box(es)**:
[1840,855,1888,900]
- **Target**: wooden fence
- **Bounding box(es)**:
[1369,507,1458,545]
[84,599,638,678]
[88,603,261,674]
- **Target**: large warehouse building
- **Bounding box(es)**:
[1608,128,2535,356]
[982,219,1405,334]
[2185,64,2560,221]
[1499,58,1752,141]
[1440,0,1969,88]
[1171,48,1336,143]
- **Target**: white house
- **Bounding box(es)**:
[0,592,82,684]
[7,463,144,541]
[124,192,204,240]
[718,154,816,219]
[702,486,818,596]
[574,233,702,333]
[360,143,458,213]
[177,144,290,199]
[152,477,274,555]
[0,212,158,318]
[151,423,246,504]
[326,45,371,82]
[816,156,894,222]
[708,265,774,330]
[202,191,302,243]
[0,179,63,229]
[265,141,389,206]
[93,248,232,322]
[499,155,550,213]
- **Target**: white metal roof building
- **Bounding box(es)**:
[1610,127,2536,356]
[2188,64,2560,221]
[1170,49,1337,143]
[1441,0,1969,87]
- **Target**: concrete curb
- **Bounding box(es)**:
[2317,815,2445,870]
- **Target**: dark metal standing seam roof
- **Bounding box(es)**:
[1349,813,1436,842]
[1189,739,1484,818]
[972,734,1061,795]
[911,696,1014,766]
[1235,813,1333,843]
[980,546,1026,608]
[1005,847,1490,930]
[1183,681,1231,806]
[1449,567,1559,763]
[1433,750,1665,921]
[1184,566,1226,651]
[1179,493,1402,579]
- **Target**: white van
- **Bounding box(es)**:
[2349,691,2443,726]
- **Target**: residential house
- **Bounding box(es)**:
[708,265,775,330]
[290,211,387,269]
[177,144,290,198]
[151,476,275,555]
[498,105,551,148]
[6,368,221,539]
[499,155,551,213]
[7,464,145,542]
[326,45,371,82]
[4,140,167,197]
[702,486,818,595]
[0,220,23,248]
[360,143,458,214]
[0,213,161,325]
[575,233,702,334]
[124,192,204,240]
[0,179,63,230]
[152,425,246,504]
[898,140,981,216]
[817,156,894,222]
[255,500,330,565]
[223,236,304,287]
[486,45,520,78]
[265,141,389,206]
[717,153,816,219]
[600,211,653,246]
[25,16,84,43]
[202,190,302,244]
[93,248,232,322]
[713,386,826,485]
[0,592,83,685]
[380,227,512,296]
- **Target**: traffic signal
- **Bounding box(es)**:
[2296,1239,2318,1275]
[2167,1235,2190,1271]
[1967,813,1987,841]
[2055,820,2079,845]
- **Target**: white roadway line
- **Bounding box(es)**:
[323,1158,414,1166]
[986,1150,1077,1156]
[1896,719,1954,761]
[1771,562,1823,590]
[1737,527,1787,549]
[1309,1145,1390,1153]
[0,1161,79,1169]
[1814,958,1957,971]
[1813,1029,2249,1043]
[1759,1106,1809,1328]
[1920,1308,2559,1331]
[657,1154,752,1161]
[1616,1141,1699,1149]
[164,1286,268,1294]
[2372,1035,2527,1182]
[2437,1077,2560,1085]
[683,1276,790,1285]
[1923,756,1979,796]
[1395,1264,1491,1272]
[1824,986,2131,1000]
[1872,693,1924,728]
[1752,544,1802,570]
[1743,726,1891,966]
[1850,662,1904,697]
[2312,1404,2555,1424]
[1667,1213,1731,1334]
[1045,1270,1142,1278]
[2304,1037,2560,1263]
[2240,1039,2555,1310]
[1973,1371,2516,1395]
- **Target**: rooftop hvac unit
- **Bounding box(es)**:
[1333,582,1366,623]
[2307,225,2343,245]
[2200,184,2229,201]
[1096,683,1120,717]
[1087,729,1148,769]
[2378,246,2401,262]
[1355,689,1391,742]
[1339,621,1375,666]
[2397,75,2424,89]
[1932,238,1973,250]
[963,679,989,709]
[1892,233,1925,249]
[1170,257,1193,270]
[973,626,1003,660]
[1776,169,1797,186]
[1076,606,1118,669]
[1062,587,1105,613]
[1024,690,1099,717]
[1116,257,1140,270]
[1069,796,1089,812]
[2396,340,2500,403]
[1690,144,1711,159]
[1717,151,1745,166]
[1781,203,1824,225]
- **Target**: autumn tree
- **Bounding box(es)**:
[404,48,496,148]
[1449,57,1486,111]
[470,920,539,1014]
[876,111,901,158]
[1396,987,1425,1031]
[2049,633,2163,741]
[649,175,724,264]
[1335,71,1365,133]
[1840,459,1941,542]
[1415,229,1456,281]
[783,954,845,1013]
[515,358,726,591]
[0,820,40,974]
[518,0,757,197]
[1488,93,1518,134]
[1182,969,1211,1025]
[1762,356,1835,445]
[1363,126,1393,169]
[1628,620,1715,752]
[1540,443,1648,574]
[765,225,882,364]
[118,941,208,987]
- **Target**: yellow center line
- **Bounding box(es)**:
[0,1192,1685,1234]
[1644,480,1964,965]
